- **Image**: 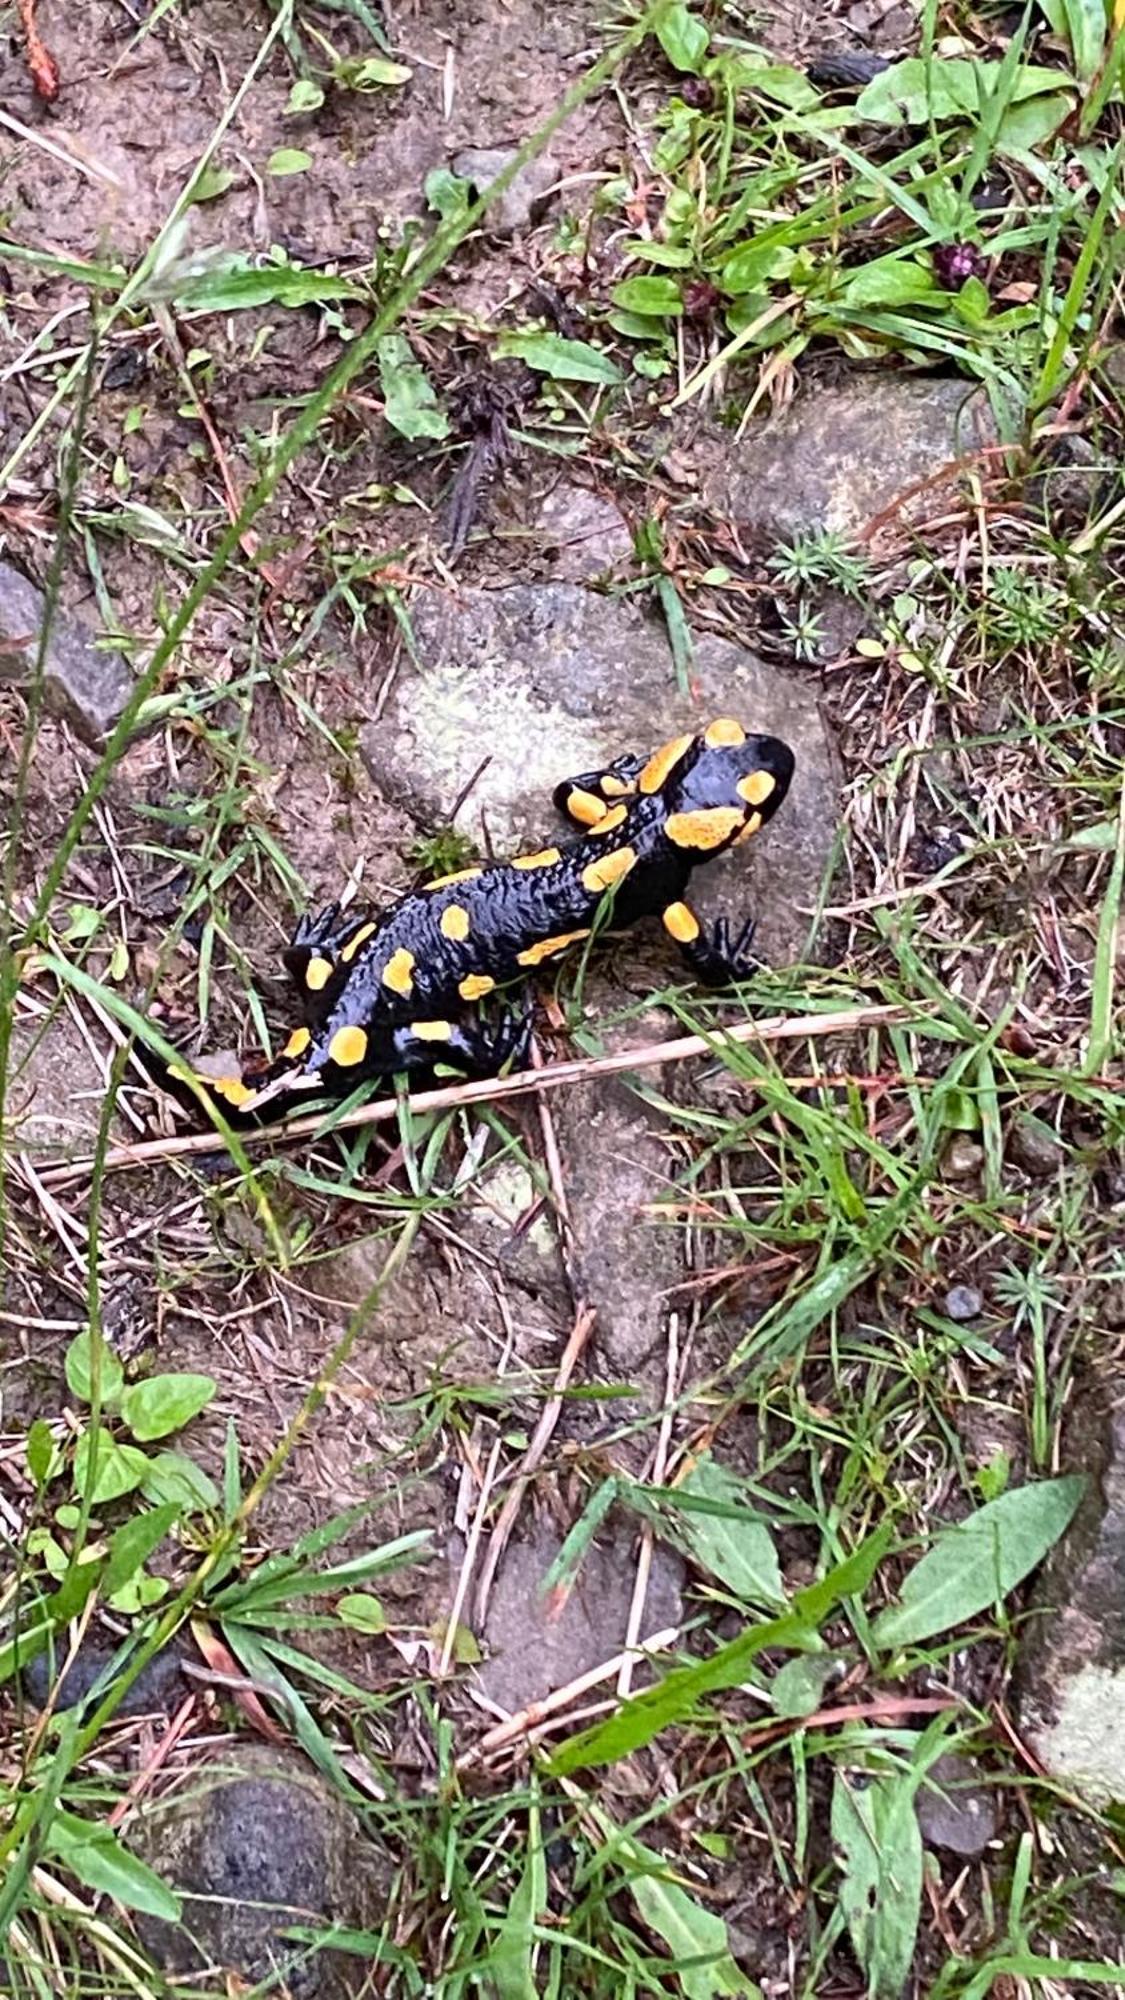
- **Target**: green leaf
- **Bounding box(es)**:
[720,240,795,296]
[995,90,1075,155]
[120,1373,216,1442]
[1055,0,1107,80]
[612,274,684,316]
[618,238,695,268]
[832,1767,923,1999]
[837,256,939,309]
[73,1428,149,1505]
[190,165,236,203]
[336,1592,387,1634]
[612,1827,759,1997]
[855,55,1068,125]
[286,78,325,113]
[494,330,623,384]
[141,1450,221,1513]
[64,1330,124,1408]
[104,1503,180,1597]
[770,1654,838,1719]
[169,261,363,314]
[872,1475,1085,1650]
[267,148,313,176]
[377,333,450,442]
[26,1420,57,1490]
[490,1802,547,1998]
[45,1811,181,1921]
[424,166,471,219]
[662,1458,785,1606]
[655,2,710,73]
[337,54,412,88]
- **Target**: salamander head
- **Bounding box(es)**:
[638,718,795,860]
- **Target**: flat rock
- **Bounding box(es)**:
[1017,1363,1125,1802]
[0,561,134,744]
[22,1634,189,1718]
[451,145,559,234]
[478,1515,683,1712]
[532,479,633,580]
[914,1751,999,1856]
[362,580,837,966]
[692,376,994,542]
[132,1743,389,1999]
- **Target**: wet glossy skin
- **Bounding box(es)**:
[161,719,795,1125]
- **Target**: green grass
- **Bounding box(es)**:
[2,0,1125,1992]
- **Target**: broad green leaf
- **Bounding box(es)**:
[120,1372,216,1442]
[170,262,364,313]
[377,333,449,442]
[189,165,236,202]
[832,1767,923,1998]
[336,1592,387,1634]
[73,1427,148,1505]
[655,2,710,72]
[720,240,795,295]
[612,1827,759,1997]
[855,56,1069,125]
[46,1811,180,1921]
[770,1654,838,1719]
[663,1458,785,1606]
[995,90,1075,155]
[490,1800,547,1999]
[104,1503,180,1597]
[286,78,325,113]
[267,148,313,176]
[1055,0,1107,79]
[612,274,684,316]
[26,1420,57,1490]
[338,55,412,88]
[872,1475,1084,1649]
[495,330,623,383]
[141,1450,221,1513]
[837,256,940,309]
[424,166,471,219]
[64,1330,124,1408]
[619,238,695,268]
[726,54,819,108]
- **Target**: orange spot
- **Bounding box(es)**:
[639,733,694,794]
[665,807,744,851]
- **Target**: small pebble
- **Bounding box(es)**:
[945,1136,984,1179]
[944,1284,983,1322]
[1008,1116,1065,1177]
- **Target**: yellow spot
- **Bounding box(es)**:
[513,847,561,871]
[440,904,471,941]
[588,802,629,836]
[582,846,637,894]
[566,787,609,827]
[737,770,776,807]
[283,1026,311,1059]
[735,811,763,845]
[424,866,482,891]
[411,1019,452,1042]
[329,1024,368,1067]
[381,947,415,996]
[639,732,694,795]
[704,716,746,749]
[340,922,376,964]
[665,807,745,851]
[306,955,333,992]
[214,1076,253,1107]
[663,901,700,944]
[517,929,590,967]
[600,774,634,798]
[459,973,496,1001]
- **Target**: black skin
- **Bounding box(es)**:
[150,722,795,1128]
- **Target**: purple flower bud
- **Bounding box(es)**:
[933,242,987,290]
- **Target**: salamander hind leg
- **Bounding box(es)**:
[389,1006,532,1081]
[553,751,647,828]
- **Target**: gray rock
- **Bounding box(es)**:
[943,1284,983,1323]
[132,1744,389,1998]
[451,145,559,235]
[0,561,134,743]
[944,1136,984,1180]
[694,376,995,542]
[533,480,633,580]
[1008,1114,1065,1177]
[362,580,838,967]
[22,1634,189,1717]
[1018,1364,1125,1801]
[915,1751,999,1856]
[479,1516,683,1712]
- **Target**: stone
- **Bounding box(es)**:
[361,579,838,968]
[21,1634,189,1717]
[1008,1114,1065,1177]
[8,1019,112,1155]
[944,1136,984,1180]
[451,145,559,235]
[1018,1364,1125,1803]
[943,1284,983,1322]
[693,377,995,543]
[914,1751,999,1856]
[478,1515,684,1713]
[0,561,134,744]
[533,480,633,580]
[131,1744,388,1998]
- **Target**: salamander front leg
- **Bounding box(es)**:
[283,904,380,1023]
[553,752,647,829]
[662,902,762,988]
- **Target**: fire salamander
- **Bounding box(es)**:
[154,718,795,1128]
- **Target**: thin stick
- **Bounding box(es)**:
[30,1001,911,1188]
[441,1435,502,1678]
[617,1316,679,1699]
[0,108,121,186]
[459,1621,681,1771]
